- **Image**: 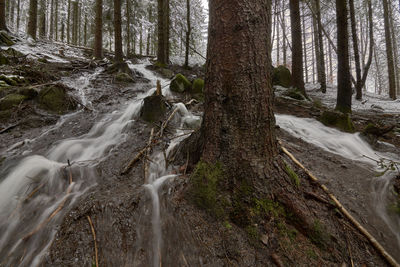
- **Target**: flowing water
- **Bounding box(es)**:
[276,114,400,252]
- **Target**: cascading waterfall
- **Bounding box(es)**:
[276,114,400,250]
[0,61,158,266]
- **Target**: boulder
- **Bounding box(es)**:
[190,78,205,101]
[170,74,192,93]
[0,75,18,86]
[283,88,306,101]
[319,110,354,133]
[115,72,134,83]
[0,94,28,110]
[272,65,292,88]
[38,85,77,114]
[0,31,15,46]
[140,95,167,123]
[159,68,174,79]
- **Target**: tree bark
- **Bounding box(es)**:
[157,0,170,65]
[93,0,103,59]
[184,0,191,68]
[349,0,362,100]
[302,3,308,83]
[67,0,71,43]
[38,0,46,38]
[0,0,7,31]
[359,0,374,94]
[54,0,58,40]
[200,0,278,184]
[289,0,306,95]
[125,0,130,56]
[27,0,38,39]
[72,0,78,45]
[389,2,400,96]
[113,0,123,62]
[16,0,20,31]
[382,0,396,100]
[315,0,326,93]
[335,0,352,113]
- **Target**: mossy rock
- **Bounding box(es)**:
[140,95,167,123]
[319,110,355,133]
[190,78,205,101]
[0,94,28,110]
[18,87,38,99]
[4,48,24,58]
[115,72,134,83]
[159,68,174,79]
[284,88,306,101]
[38,85,76,114]
[154,61,167,68]
[170,73,192,93]
[0,80,10,88]
[0,31,15,46]
[0,75,19,86]
[273,65,292,88]
[0,52,9,65]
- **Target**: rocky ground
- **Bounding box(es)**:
[1,35,399,266]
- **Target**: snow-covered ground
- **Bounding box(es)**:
[306,83,400,114]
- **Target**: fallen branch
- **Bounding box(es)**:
[87,216,99,267]
[159,107,180,138]
[23,184,73,241]
[279,142,400,267]
[121,141,160,175]
[0,121,21,134]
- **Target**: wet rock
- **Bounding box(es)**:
[190,78,204,101]
[0,93,28,110]
[183,116,202,130]
[17,87,38,99]
[283,88,306,101]
[38,84,77,114]
[115,72,134,83]
[272,65,292,88]
[159,68,174,79]
[0,31,15,46]
[319,110,355,133]
[170,73,192,93]
[140,95,167,123]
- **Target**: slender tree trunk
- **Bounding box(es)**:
[61,20,64,41]
[139,23,143,55]
[302,3,308,83]
[67,0,71,43]
[113,0,123,62]
[389,3,400,96]
[349,0,362,100]
[359,0,374,93]
[72,0,78,45]
[184,0,191,68]
[312,9,319,86]
[146,4,152,56]
[0,0,7,31]
[374,43,382,95]
[84,13,87,46]
[315,0,326,93]
[16,0,20,31]
[125,0,130,56]
[49,0,53,39]
[157,0,170,65]
[10,0,15,30]
[382,0,396,99]
[281,9,286,66]
[38,0,46,38]
[335,0,352,113]
[54,0,58,40]
[311,20,315,83]
[27,0,38,38]
[276,2,280,65]
[329,39,333,84]
[289,0,306,95]
[93,0,103,59]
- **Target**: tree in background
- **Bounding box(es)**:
[157,0,170,65]
[335,0,352,113]
[93,0,103,59]
[113,0,123,62]
[0,0,8,31]
[290,0,306,96]
[27,0,38,39]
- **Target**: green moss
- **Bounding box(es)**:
[154,61,167,68]
[335,104,352,114]
[115,72,134,83]
[273,65,292,88]
[223,221,232,230]
[0,53,9,65]
[17,88,38,99]
[159,68,174,78]
[277,221,298,242]
[309,220,330,249]
[252,198,286,218]
[190,161,226,217]
[0,80,10,88]
[245,225,259,241]
[38,85,75,114]
[0,75,18,86]
[191,78,204,94]
[306,248,318,260]
[0,94,28,110]
[313,99,324,109]
[140,95,167,123]
[284,88,306,101]
[284,163,300,187]
[319,110,355,133]
[170,73,192,93]
[38,58,49,63]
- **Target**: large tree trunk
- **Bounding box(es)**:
[67,0,71,43]
[27,0,38,39]
[382,0,396,100]
[0,0,8,31]
[93,0,103,59]
[335,0,352,113]
[113,0,123,62]
[200,0,278,188]
[289,0,306,95]
[157,0,170,65]
[315,0,326,93]
[125,0,130,56]
[184,0,191,68]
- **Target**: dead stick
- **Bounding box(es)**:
[160,108,180,137]
[280,143,400,267]
[23,184,73,241]
[87,216,99,267]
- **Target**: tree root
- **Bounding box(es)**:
[87,216,99,267]
[279,142,400,267]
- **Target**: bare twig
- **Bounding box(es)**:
[87,216,99,267]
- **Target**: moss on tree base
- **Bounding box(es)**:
[319,110,355,133]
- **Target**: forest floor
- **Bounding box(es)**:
[1,38,399,266]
